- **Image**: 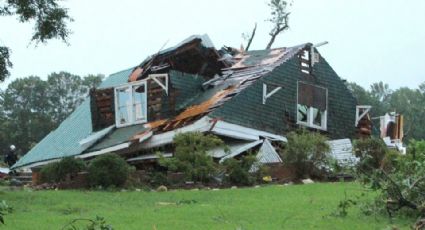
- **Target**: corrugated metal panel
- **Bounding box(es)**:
[256,139,282,163]
[208,141,258,158]
[220,140,263,163]
[326,138,358,166]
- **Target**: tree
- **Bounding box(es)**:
[82,74,104,92]
[370,81,392,103]
[242,23,257,52]
[0,0,72,81]
[389,87,425,140]
[47,72,85,124]
[419,81,425,94]
[1,76,54,153]
[265,0,291,49]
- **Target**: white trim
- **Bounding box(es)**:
[15,158,61,170]
[355,105,372,126]
[76,142,131,159]
[149,74,168,95]
[211,119,287,142]
[262,83,282,104]
[127,153,173,162]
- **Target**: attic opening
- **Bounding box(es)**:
[300,49,312,75]
[297,81,328,130]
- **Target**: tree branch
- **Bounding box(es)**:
[245,23,257,52]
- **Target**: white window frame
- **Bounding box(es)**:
[114,81,148,128]
[296,82,328,131]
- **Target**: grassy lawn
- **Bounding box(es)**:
[0,182,413,229]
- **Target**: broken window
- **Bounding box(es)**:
[297,82,327,130]
[114,81,147,127]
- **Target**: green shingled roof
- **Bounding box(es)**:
[87,124,146,152]
[12,68,134,169]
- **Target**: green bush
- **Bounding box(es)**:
[0,200,13,224]
[353,137,388,173]
[222,154,258,186]
[280,130,330,179]
[159,132,223,183]
[40,157,86,183]
[159,132,224,182]
[88,153,131,188]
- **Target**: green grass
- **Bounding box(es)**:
[0,183,413,229]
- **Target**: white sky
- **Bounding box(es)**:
[1,0,424,89]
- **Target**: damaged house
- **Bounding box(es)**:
[12,34,364,175]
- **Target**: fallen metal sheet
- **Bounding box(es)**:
[256,139,282,163]
[77,142,131,159]
[0,167,10,174]
[207,140,258,158]
[140,116,213,149]
[211,119,287,142]
[326,139,358,166]
[79,125,115,149]
[219,140,263,163]
[127,153,172,162]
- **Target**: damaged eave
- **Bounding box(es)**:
[211,119,287,142]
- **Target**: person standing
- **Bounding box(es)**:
[4,145,18,168]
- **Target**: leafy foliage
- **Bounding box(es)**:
[0,0,72,81]
[159,132,224,183]
[266,0,291,49]
[40,157,86,183]
[0,200,13,224]
[280,130,330,179]
[0,73,103,156]
[355,140,425,222]
[222,154,258,185]
[0,46,12,80]
[62,216,113,230]
[0,76,53,154]
[88,154,131,188]
[353,137,389,172]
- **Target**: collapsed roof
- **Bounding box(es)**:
[13,34,356,169]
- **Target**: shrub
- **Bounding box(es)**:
[222,154,257,186]
[280,130,330,179]
[0,200,12,224]
[353,137,388,172]
[159,132,223,183]
[88,153,131,188]
[40,157,86,183]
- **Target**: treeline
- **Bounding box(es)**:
[0,72,104,156]
[347,81,425,141]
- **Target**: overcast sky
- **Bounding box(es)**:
[1,0,424,89]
